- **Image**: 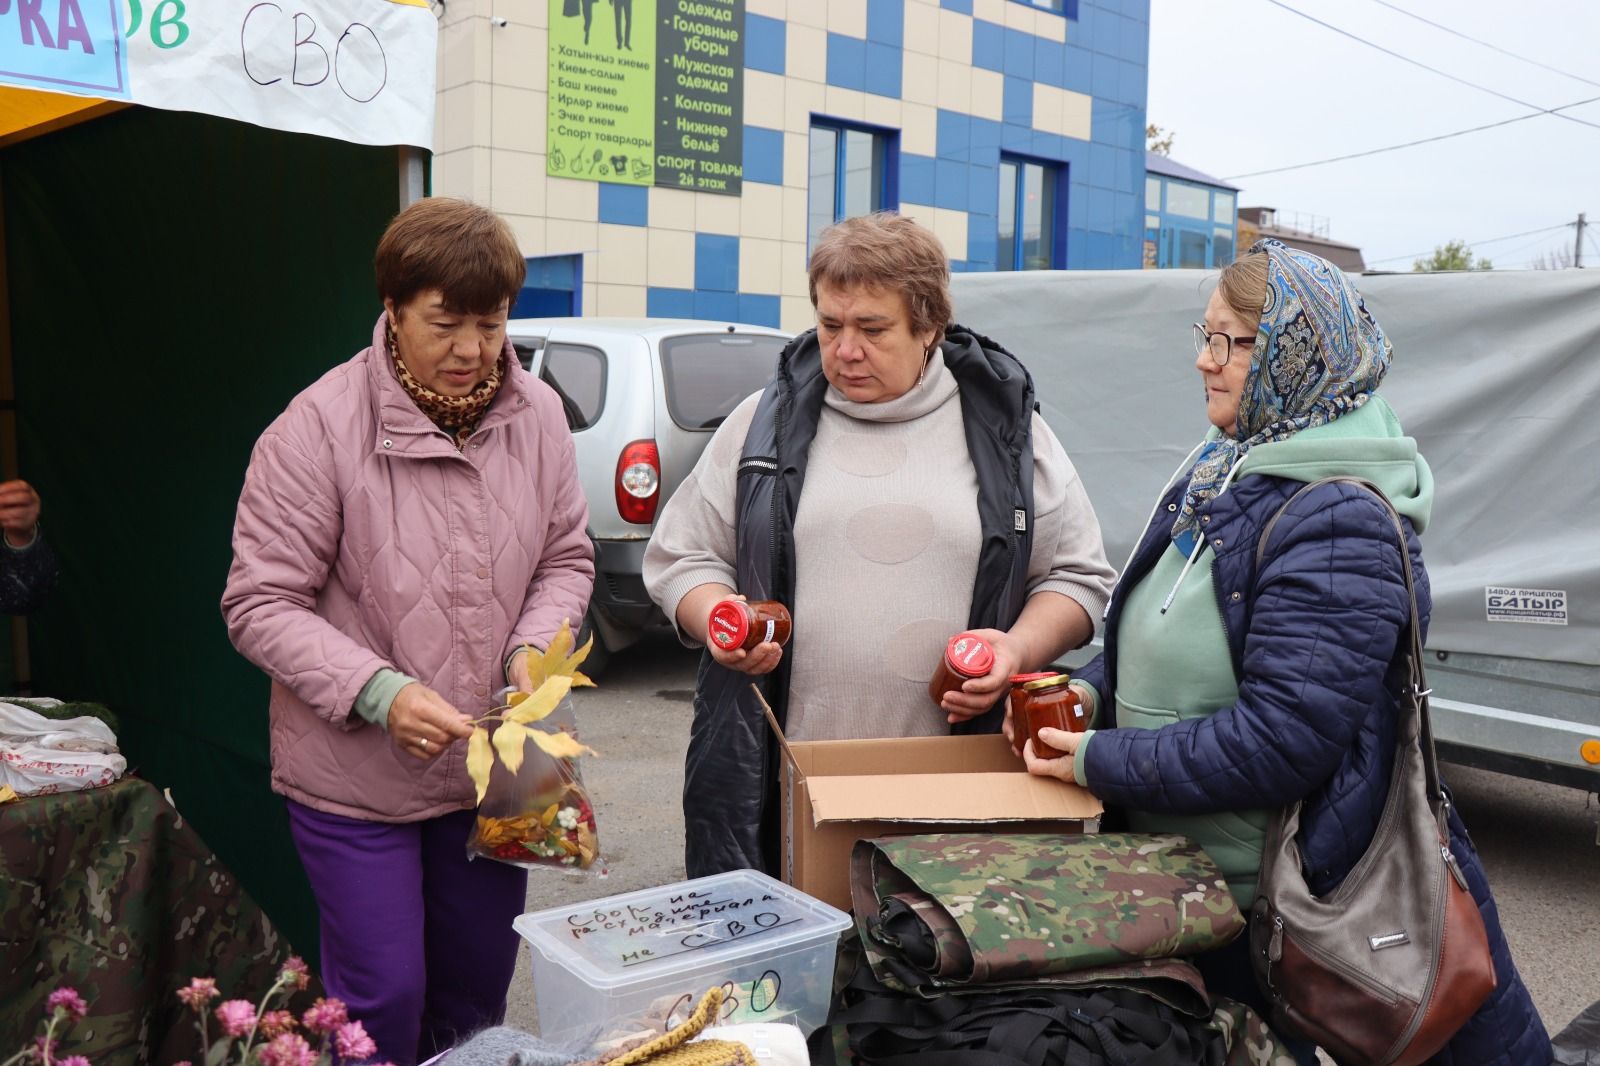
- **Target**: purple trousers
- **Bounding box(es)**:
[286,800,528,1066]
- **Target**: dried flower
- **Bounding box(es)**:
[300,998,349,1035]
[258,1009,297,1039]
[257,1032,316,1066]
[32,1036,60,1061]
[279,956,311,992]
[177,977,220,1011]
[46,987,88,1022]
[58,1057,91,1066]
[213,999,258,1038]
[333,1021,377,1061]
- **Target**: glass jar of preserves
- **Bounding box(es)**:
[707,598,792,652]
[1017,674,1088,760]
[928,632,996,706]
[1008,672,1060,755]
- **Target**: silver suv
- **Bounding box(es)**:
[509,318,791,671]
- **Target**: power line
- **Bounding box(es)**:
[1367,0,1600,90]
[1367,223,1572,266]
[1224,98,1600,179]
[1262,0,1600,131]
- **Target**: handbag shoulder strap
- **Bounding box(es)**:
[1253,476,1446,815]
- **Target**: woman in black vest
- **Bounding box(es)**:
[645,212,1116,877]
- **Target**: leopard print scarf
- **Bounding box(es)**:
[387,317,504,448]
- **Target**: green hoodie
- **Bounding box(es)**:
[1236,395,1434,529]
[1077,395,1433,909]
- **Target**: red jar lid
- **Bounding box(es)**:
[1009,671,1056,685]
[708,599,750,650]
[945,633,995,678]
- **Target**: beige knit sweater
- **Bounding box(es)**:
[643,352,1116,741]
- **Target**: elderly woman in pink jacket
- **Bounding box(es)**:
[222,198,594,1065]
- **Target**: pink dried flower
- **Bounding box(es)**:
[31,1036,59,1061]
[176,977,219,1011]
[333,1020,377,1061]
[58,1058,92,1066]
[46,987,88,1021]
[258,1032,316,1066]
[301,998,349,1035]
[258,1009,297,1038]
[279,956,311,991]
[213,999,258,1038]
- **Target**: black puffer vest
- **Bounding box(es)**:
[683,325,1039,877]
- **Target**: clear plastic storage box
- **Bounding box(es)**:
[513,869,852,1044]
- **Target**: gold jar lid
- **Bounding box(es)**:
[1021,674,1073,693]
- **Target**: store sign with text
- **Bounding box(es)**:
[547,0,744,196]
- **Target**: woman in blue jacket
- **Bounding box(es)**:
[1020,240,1548,1066]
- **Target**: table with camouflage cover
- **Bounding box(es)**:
[0,776,316,1064]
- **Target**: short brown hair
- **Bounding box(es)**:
[808,213,952,341]
[1217,249,1269,323]
[374,198,525,314]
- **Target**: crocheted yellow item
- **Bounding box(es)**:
[597,988,756,1066]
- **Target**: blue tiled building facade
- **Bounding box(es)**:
[431,0,1150,331]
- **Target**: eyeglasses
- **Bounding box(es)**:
[1192,323,1256,367]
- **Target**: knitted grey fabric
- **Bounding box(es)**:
[436,1026,589,1066]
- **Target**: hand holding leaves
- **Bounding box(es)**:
[466,620,597,804]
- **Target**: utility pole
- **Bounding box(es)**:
[1576,213,1586,269]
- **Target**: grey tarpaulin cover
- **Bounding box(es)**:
[951,268,1600,667]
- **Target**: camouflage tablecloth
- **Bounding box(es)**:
[0,776,316,1063]
[850,833,1246,988]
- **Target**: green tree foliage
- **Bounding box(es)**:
[1412,239,1492,272]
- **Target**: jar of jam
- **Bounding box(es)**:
[707,598,792,651]
[1017,674,1088,760]
[928,632,996,706]
[1007,672,1060,755]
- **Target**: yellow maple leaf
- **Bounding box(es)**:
[493,720,530,775]
[528,728,595,761]
[506,676,573,726]
[518,619,595,691]
[467,727,494,805]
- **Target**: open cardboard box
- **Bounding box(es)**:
[763,700,1104,912]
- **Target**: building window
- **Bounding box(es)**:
[1011,0,1076,16]
[1146,175,1162,212]
[808,121,894,251]
[998,156,1060,271]
[1214,227,1235,266]
[1213,191,1235,224]
[1165,181,1209,220]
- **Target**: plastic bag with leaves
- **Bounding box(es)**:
[465,622,604,872]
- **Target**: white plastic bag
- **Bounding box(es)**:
[0,698,127,797]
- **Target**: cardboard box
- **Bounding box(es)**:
[764,705,1104,912]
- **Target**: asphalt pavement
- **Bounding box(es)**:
[503,631,1600,1048]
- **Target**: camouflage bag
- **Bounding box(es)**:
[849,833,1244,989]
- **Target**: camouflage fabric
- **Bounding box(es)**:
[850,833,1244,987]
[0,776,319,1064]
[1207,999,1303,1066]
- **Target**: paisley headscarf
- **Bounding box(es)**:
[1171,239,1392,546]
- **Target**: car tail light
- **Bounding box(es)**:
[615,439,660,525]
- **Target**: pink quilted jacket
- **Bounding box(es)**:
[222,315,594,822]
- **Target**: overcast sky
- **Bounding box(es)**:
[1146,0,1600,269]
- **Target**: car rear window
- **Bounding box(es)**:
[659,333,786,430]
[540,342,606,431]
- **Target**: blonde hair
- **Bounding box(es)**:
[1217,250,1269,324]
[808,213,952,342]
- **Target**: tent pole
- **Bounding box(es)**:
[399,146,426,207]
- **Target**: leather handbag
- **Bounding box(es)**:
[1248,477,1496,1065]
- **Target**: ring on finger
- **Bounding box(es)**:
[418,737,429,751]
